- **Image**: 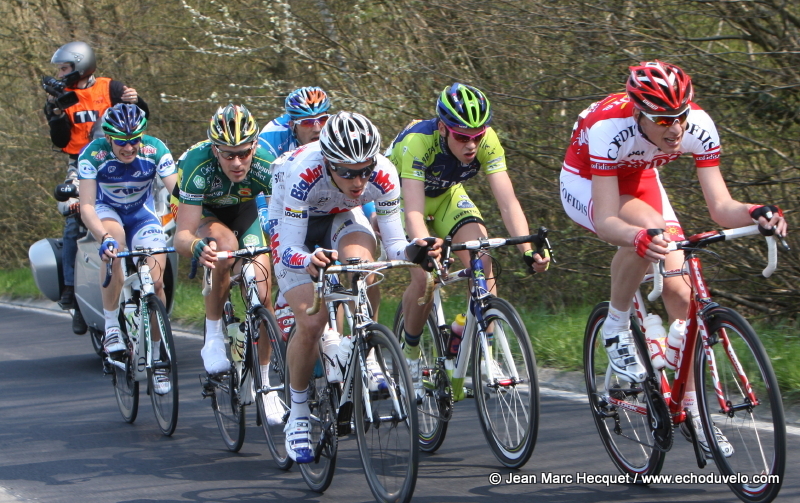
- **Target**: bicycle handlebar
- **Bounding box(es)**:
[306,260,434,315]
[102,246,176,288]
[647,224,780,302]
[192,245,272,297]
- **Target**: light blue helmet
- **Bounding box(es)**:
[285,87,331,118]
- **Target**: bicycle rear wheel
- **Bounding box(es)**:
[354,323,418,503]
[471,297,538,468]
[112,331,139,424]
[146,296,179,436]
[584,301,666,477]
[251,307,293,470]
[393,304,450,453]
[695,307,785,503]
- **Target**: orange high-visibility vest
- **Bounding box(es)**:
[63,77,112,155]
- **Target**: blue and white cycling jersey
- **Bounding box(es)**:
[258,113,299,160]
[78,135,176,214]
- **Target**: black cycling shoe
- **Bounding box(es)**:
[72,308,88,335]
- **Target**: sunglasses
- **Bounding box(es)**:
[444,123,487,143]
[295,114,330,128]
[215,144,254,160]
[110,135,142,147]
[640,107,691,127]
[328,158,376,179]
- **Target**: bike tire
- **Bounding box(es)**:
[285,324,338,492]
[251,307,293,470]
[208,324,245,452]
[583,301,666,477]
[354,323,418,503]
[112,329,139,424]
[695,307,785,503]
[471,296,539,469]
[392,304,450,453]
[146,295,179,436]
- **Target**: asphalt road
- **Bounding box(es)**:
[1,303,798,502]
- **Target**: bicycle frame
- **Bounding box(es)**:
[104,247,174,380]
[616,225,779,425]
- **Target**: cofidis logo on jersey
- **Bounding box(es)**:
[290,163,323,201]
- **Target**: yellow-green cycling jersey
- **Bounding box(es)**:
[385,118,507,198]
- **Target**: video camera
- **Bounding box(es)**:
[41,74,79,110]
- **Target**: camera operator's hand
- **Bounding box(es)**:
[44,97,63,118]
[121,86,139,104]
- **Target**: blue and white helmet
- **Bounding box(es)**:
[285,87,331,119]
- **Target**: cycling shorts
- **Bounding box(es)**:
[202,199,266,248]
[274,207,376,295]
[422,184,484,238]
[559,167,685,240]
[95,201,167,251]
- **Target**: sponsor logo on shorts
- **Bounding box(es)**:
[242,234,259,246]
[456,200,475,209]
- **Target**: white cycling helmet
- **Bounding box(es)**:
[319,111,381,164]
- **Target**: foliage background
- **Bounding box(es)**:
[1,0,797,318]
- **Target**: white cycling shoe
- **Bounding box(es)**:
[604,330,647,383]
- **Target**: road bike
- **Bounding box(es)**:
[102,246,179,436]
[393,228,552,468]
[584,224,787,502]
[270,257,428,503]
[193,245,287,454]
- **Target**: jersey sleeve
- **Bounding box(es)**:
[177,145,210,206]
[371,157,408,260]
[683,110,722,168]
[387,122,429,182]
[76,139,102,180]
[150,137,177,178]
[478,128,507,175]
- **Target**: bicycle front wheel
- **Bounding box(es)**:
[393,304,450,453]
[112,332,139,424]
[354,323,418,503]
[584,302,666,477]
[471,297,538,469]
[251,307,292,470]
[146,296,179,436]
[207,324,245,452]
[695,307,785,503]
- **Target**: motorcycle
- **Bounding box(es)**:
[28,180,178,356]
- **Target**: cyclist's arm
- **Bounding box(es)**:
[400,178,430,241]
[77,178,105,243]
[696,165,786,236]
[174,203,216,267]
[160,173,178,199]
[486,170,533,255]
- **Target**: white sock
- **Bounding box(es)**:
[603,304,630,337]
[205,318,224,343]
[289,386,310,421]
[104,308,120,329]
[682,391,698,414]
[152,342,162,361]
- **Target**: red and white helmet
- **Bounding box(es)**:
[626,60,694,113]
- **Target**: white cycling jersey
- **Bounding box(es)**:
[268,141,408,272]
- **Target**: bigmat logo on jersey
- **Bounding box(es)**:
[290,163,324,201]
[369,169,396,194]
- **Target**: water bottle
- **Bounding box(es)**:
[321,327,343,383]
[227,322,246,362]
[336,335,354,375]
[448,313,466,356]
[642,313,667,370]
[664,319,687,370]
[124,301,138,341]
[255,192,270,237]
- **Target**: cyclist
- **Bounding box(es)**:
[559,60,788,457]
[268,111,439,463]
[258,86,332,338]
[44,41,149,335]
[77,103,177,393]
[173,104,275,378]
[385,82,550,400]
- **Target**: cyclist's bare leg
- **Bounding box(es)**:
[196,218,236,321]
[337,230,378,318]
[284,282,328,402]
[402,268,432,336]
[99,219,126,312]
[148,252,169,344]
[251,253,273,364]
[452,221,495,294]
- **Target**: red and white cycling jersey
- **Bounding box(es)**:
[562,92,721,179]
[268,141,408,271]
